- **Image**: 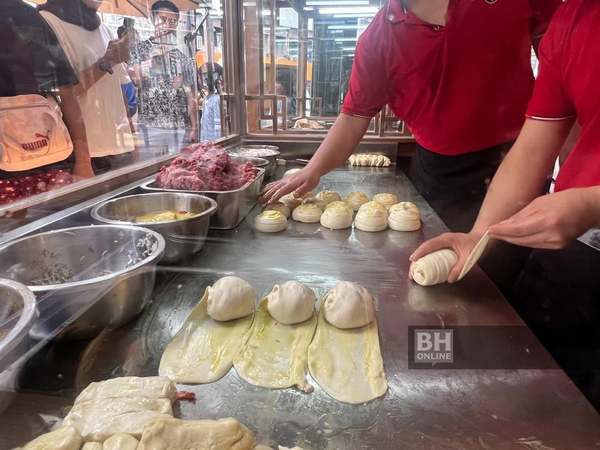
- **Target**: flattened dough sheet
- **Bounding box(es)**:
[159,291,254,384]
[308,304,388,404]
[234,300,317,391]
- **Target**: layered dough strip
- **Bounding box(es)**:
[308,303,388,404]
[159,291,254,384]
[234,300,317,392]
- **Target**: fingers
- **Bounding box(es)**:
[260,181,283,203]
[293,181,313,199]
[270,182,297,204]
[447,251,469,283]
[491,232,560,249]
[489,213,546,239]
[409,233,455,261]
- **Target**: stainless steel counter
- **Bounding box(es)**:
[1,167,600,449]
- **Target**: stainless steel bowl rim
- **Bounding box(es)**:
[0,279,37,361]
[233,146,281,158]
[90,193,218,226]
[141,167,266,194]
[0,225,166,292]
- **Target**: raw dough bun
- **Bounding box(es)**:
[373,193,399,210]
[279,193,302,209]
[320,204,353,230]
[345,192,369,211]
[283,168,301,178]
[388,202,421,231]
[355,202,388,232]
[21,426,82,450]
[292,203,323,223]
[254,210,288,233]
[82,443,102,450]
[348,154,391,168]
[301,197,327,211]
[137,418,255,450]
[265,202,291,219]
[324,281,375,329]
[325,200,351,210]
[267,281,316,325]
[103,434,139,450]
[316,190,342,205]
[207,276,256,321]
[410,249,457,286]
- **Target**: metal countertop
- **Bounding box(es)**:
[1,167,599,449]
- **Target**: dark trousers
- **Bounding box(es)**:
[408,142,530,296]
[513,241,600,411]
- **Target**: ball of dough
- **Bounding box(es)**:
[388,202,421,231]
[283,168,301,178]
[325,200,351,210]
[345,192,369,211]
[320,204,353,230]
[316,190,342,205]
[264,202,291,219]
[207,276,256,321]
[254,210,288,233]
[292,203,323,223]
[410,249,458,286]
[355,202,388,232]
[324,281,375,329]
[267,281,316,325]
[302,197,327,211]
[280,193,302,209]
[373,193,399,210]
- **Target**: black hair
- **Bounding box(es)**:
[151,0,179,16]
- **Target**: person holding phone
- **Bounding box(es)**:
[38,0,136,173]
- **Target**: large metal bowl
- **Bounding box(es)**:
[231,145,280,178]
[91,193,217,264]
[0,279,37,370]
[0,225,165,340]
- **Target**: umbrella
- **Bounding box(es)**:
[30,0,204,17]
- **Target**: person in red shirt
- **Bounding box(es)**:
[263,0,561,232]
[412,0,600,410]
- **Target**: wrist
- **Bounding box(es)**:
[581,187,600,228]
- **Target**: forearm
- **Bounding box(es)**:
[59,87,91,163]
[472,118,573,234]
[72,63,107,97]
[305,113,370,176]
[187,92,198,130]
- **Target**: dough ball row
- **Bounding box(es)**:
[204,275,376,330]
[348,153,392,167]
[256,190,422,233]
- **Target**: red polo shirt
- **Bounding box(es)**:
[526,0,600,192]
[342,0,561,156]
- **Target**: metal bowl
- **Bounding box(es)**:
[231,145,280,178]
[0,279,37,370]
[0,225,165,340]
[234,155,270,180]
[91,193,217,264]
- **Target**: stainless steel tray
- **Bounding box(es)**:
[140,168,265,230]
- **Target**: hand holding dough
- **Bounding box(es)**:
[345,192,369,211]
[372,193,399,210]
[316,190,342,205]
[292,203,323,223]
[388,202,421,231]
[409,249,458,286]
[324,281,375,329]
[255,211,288,233]
[207,276,256,321]
[267,281,316,325]
[320,204,353,230]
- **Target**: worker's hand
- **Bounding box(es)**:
[410,232,483,283]
[186,127,198,143]
[104,32,131,67]
[260,167,320,204]
[488,188,598,249]
[72,160,95,180]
